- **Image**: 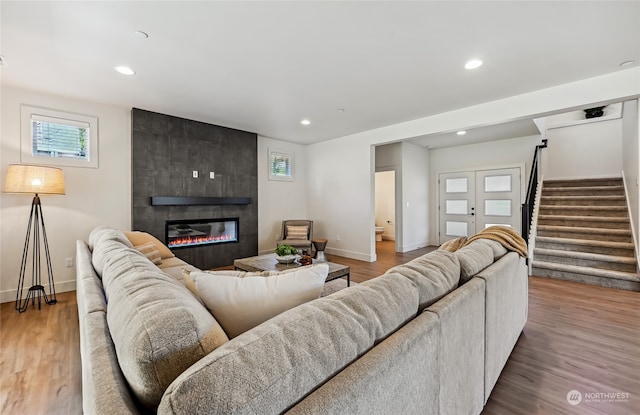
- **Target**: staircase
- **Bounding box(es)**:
[532,177,639,291]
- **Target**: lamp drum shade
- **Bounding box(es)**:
[3,164,65,195]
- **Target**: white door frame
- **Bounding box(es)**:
[376,165,401,252]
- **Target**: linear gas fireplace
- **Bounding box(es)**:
[165,218,239,249]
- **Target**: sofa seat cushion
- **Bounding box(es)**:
[186,264,329,338]
[385,249,460,311]
[158,273,419,415]
[93,230,229,410]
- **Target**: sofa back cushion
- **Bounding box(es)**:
[455,239,496,284]
[91,228,229,410]
[158,273,419,414]
[186,264,329,338]
[88,226,133,251]
[385,249,460,311]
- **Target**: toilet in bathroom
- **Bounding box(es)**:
[375,226,384,242]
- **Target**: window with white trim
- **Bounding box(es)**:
[268,149,294,181]
[21,105,99,168]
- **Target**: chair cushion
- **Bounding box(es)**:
[184,264,329,338]
[287,225,308,239]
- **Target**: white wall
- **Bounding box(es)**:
[0,86,131,302]
[542,118,623,180]
[621,99,639,268]
[257,136,308,254]
[307,135,376,261]
[400,141,429,251]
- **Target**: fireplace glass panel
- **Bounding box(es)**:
[166,218,238,248]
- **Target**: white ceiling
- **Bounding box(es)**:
[1,1,638,146]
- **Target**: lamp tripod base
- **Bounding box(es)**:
[16,285,57,313]
[15,194,58,313]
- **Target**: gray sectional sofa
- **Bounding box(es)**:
[76,226,528,415]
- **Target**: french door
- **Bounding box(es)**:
[438,167,521,244]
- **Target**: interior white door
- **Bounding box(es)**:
[439,167,521,244]
[439,171,476,244]
[475,167,521,231]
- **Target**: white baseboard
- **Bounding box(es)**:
[0,279,76,304]
[325,247,375,262]
[398,241,429,253]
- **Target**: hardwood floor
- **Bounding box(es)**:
[0,240,638,414]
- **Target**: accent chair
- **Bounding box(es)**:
[277,220,313,252]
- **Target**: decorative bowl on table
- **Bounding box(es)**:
[275,255,297,264]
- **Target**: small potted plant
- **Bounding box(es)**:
[275,244,299,263]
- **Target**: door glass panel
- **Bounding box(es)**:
[485,175,511,192]
[485,199,511,216]
[446,177,468,193]
[446,200,468,215]
[446,221,468,237]
[485,223,512,228]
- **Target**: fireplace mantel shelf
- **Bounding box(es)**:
[151,196,251,206]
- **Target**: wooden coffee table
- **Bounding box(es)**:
[234,253,350,286]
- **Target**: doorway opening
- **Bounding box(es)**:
[375,170,396,253]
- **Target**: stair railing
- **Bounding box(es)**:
[521,139,547,244]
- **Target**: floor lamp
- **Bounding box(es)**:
[3,164,65,313]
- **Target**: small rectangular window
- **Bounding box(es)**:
[268,149,294,181]
[21,105,98,168]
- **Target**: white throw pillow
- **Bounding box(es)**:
[186,264,329,338]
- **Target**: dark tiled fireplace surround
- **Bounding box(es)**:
[131,108,258,270]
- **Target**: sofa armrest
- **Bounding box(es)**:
[76,240,140,415]
[474,252,528,403]
[425,277,486,415]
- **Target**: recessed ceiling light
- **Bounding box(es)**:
[114,65,135,75]
[464,59,483,70]
[300,119,311,126]
[337,108,345,113]
[619,60,636,67]
[457,130,467,135]
[134,30,149,39]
